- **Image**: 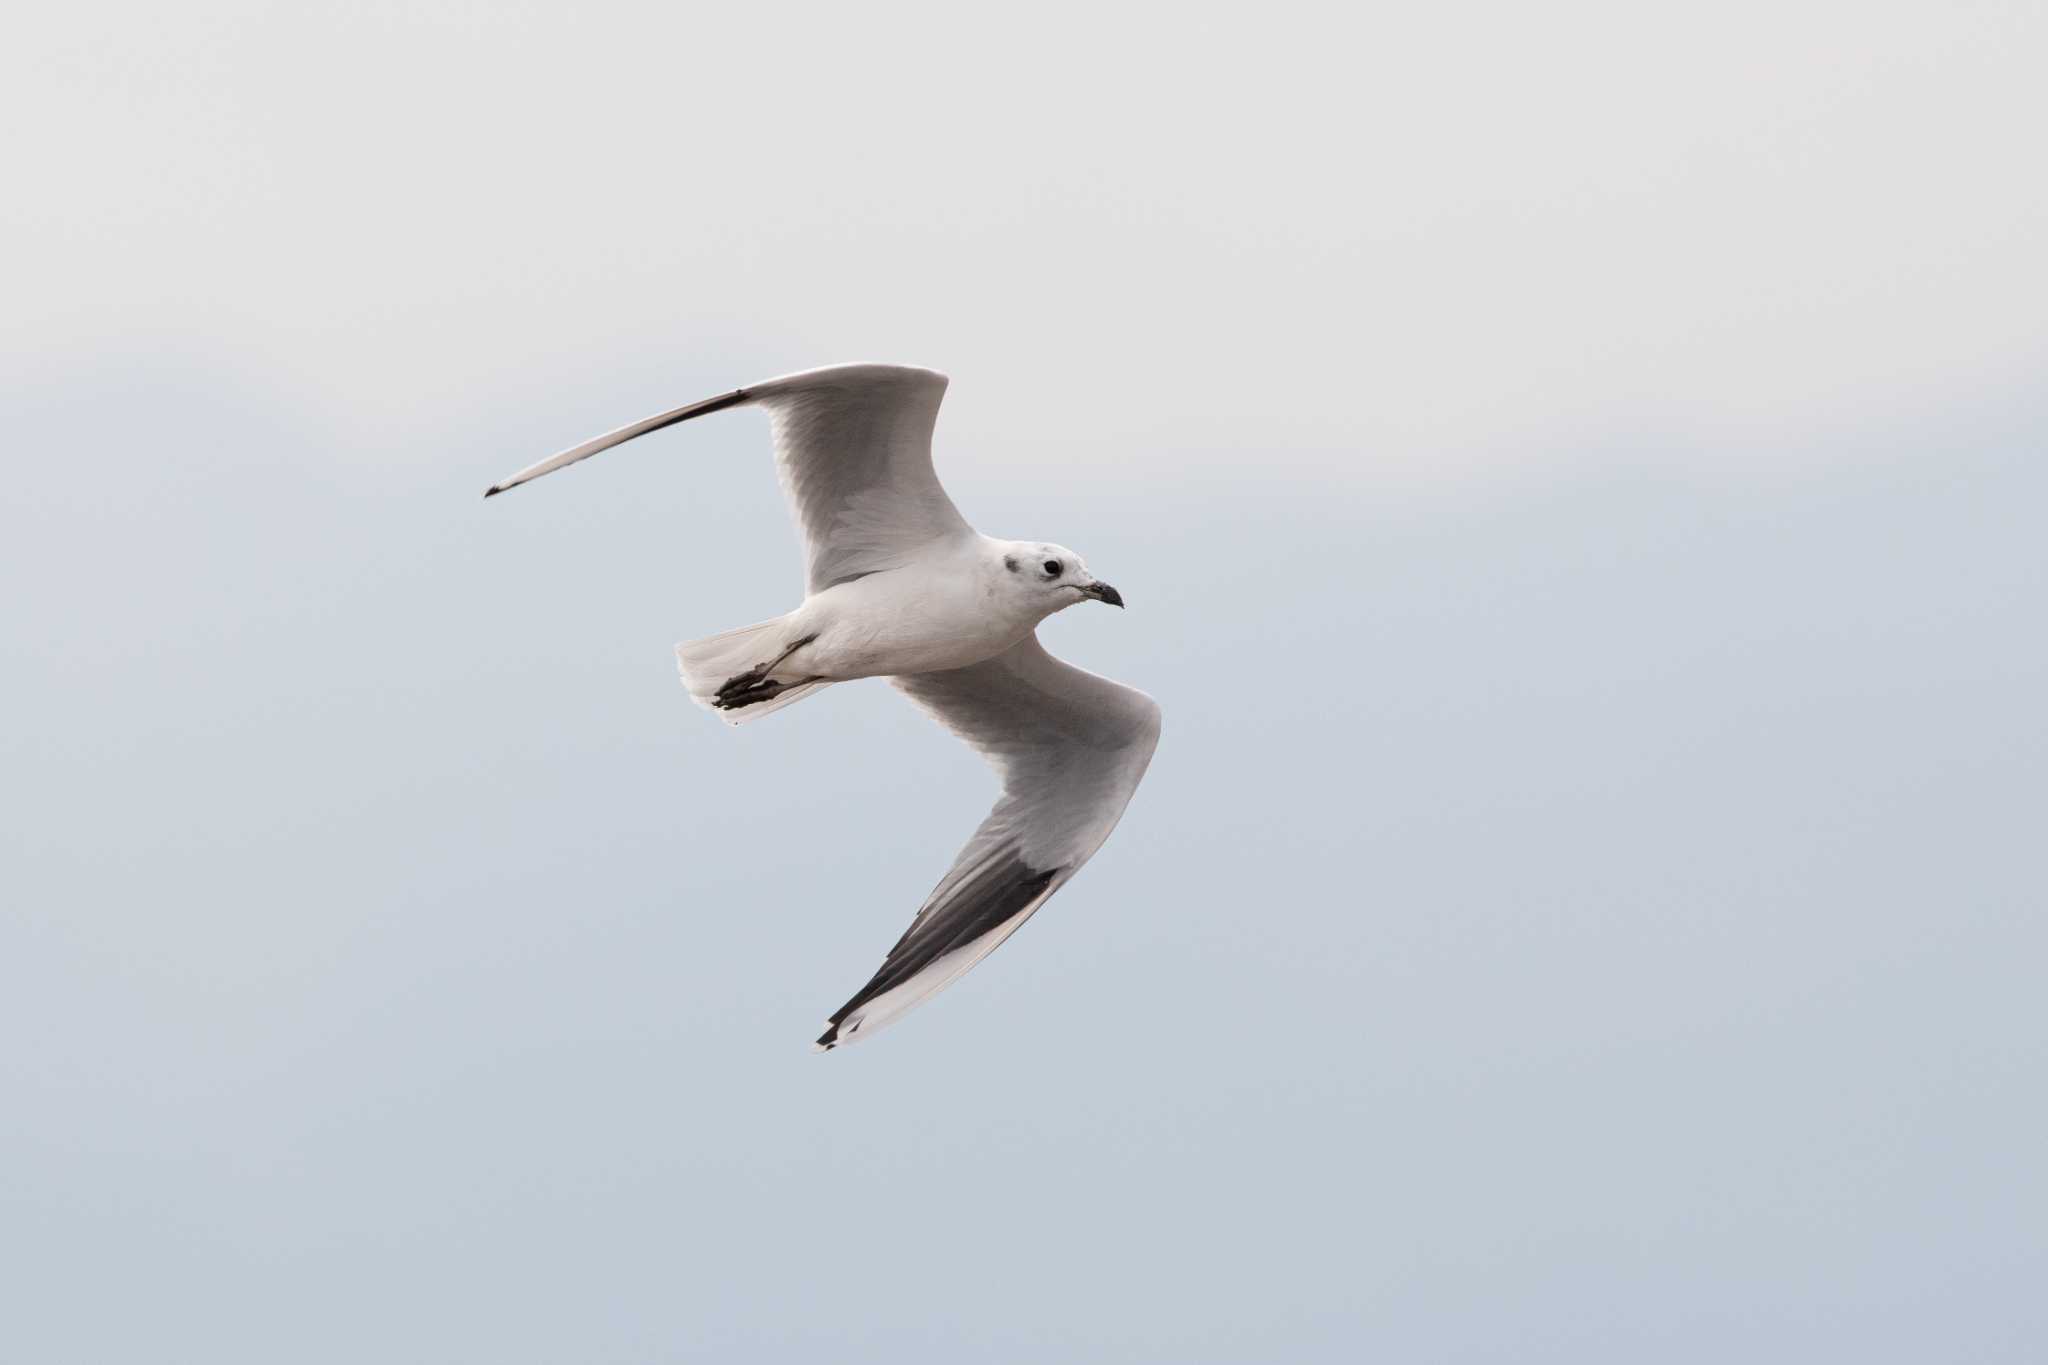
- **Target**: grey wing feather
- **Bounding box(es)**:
[748,364,974,592]
[815,634,1162,1050]
[485,363,973,594]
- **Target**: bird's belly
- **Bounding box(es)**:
[815,613,1022,678]
[800,573,1025,680]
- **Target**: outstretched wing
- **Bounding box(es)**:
[751,364,972,591]
[815,634,1163,1050]
[484,363,974,593]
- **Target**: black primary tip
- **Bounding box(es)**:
[483,484,503,498]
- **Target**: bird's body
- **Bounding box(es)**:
[486,363,1159,1049]
[745,538,1038,684]
[678,533,1117,709]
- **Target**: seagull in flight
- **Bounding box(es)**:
[485,364,1161,1050]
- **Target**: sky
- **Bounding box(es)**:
[4,3,2045,1361]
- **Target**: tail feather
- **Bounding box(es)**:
[675,618,833,725]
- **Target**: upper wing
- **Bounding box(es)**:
[815,634,1163,1050]
[484,363,974,594]
[753,364,973,592]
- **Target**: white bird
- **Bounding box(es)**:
[486,364,1161,1049]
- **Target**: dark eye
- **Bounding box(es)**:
[1042,559,1062,576]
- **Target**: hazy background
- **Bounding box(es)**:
[5,3,2044,1360]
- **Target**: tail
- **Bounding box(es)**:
[675,617,834,725]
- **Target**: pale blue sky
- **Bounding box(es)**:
[4,4,2045,1361]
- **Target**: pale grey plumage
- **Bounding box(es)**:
[486,363,1160,1049]
[758,365,972,592]
[818,635,1161,1048]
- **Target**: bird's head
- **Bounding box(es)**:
[995,541,1124,619]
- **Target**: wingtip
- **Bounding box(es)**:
[814,1015,855,1051]
[483,484,503,499]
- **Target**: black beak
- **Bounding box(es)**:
[1085,581,1125,608]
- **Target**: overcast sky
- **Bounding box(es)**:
[4,3,2045,1361]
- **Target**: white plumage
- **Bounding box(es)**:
[487,364,1160,1049]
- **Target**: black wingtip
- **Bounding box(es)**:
[814,1010,864,1051]
[483,484,503,499]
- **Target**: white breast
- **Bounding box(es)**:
[797,551,1034,681]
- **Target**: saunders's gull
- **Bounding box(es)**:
[486,364,1160,1049]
